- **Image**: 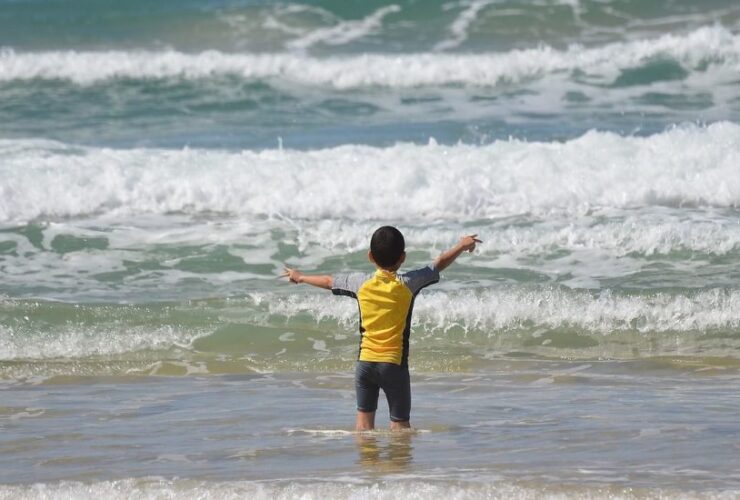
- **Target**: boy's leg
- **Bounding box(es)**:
[378,363,411,430]
[356,410,376,431]
[355,361,380,431]
[389,419,410,430]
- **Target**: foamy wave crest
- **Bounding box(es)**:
[3,287,740,365]
[0,26,738,87]
[0,319,206,360]
[2,478,728,500]
[290,217,740,257]
[285,5,401,51]
[0,325,204,360]
[252,287,740,335]
[1,122,739,223]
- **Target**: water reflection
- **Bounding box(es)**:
[355,431,414,474]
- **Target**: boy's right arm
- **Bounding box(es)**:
[433,234,482,272]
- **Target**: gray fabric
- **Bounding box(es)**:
[333,265,439,297]
[400,264,440,295]
[331,272,370,297]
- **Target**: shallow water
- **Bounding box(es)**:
[2,362,740,497]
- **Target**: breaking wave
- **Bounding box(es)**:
[0,26,738,87]
[1,122,739,223]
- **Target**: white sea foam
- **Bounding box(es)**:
[0,26,738,87]
[3,285,737,362]
[435,0,496,51]
[225,4,338,39]
[1,122,739,223]
[0,478,734,500]
[0,322,206,360]
[2,212,737,305]
[286,216,740,257]
[285,5,401,51]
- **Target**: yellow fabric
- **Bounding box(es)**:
[356,269,412,365]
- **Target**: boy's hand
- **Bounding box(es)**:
[280,267,333,289]
[459,234,482,253]
[281,267,303,284]
[434,234,483,272]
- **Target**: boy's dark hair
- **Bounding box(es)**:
[370,226,405,268]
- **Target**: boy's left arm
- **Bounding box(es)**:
[433,234,482,272]
[281,267,333,290]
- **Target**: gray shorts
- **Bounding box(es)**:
[355,360,411,422]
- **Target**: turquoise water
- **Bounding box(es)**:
[2,0,740,498]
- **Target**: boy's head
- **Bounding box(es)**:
[369,226,406,270]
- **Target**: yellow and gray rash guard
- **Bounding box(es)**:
[332,265,440,366]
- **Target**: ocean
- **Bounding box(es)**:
[1,0,740,498]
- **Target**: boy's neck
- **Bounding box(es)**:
[376,266,401,274]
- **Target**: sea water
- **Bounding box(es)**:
[1,0,740,498]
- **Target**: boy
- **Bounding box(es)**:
[281,226,481,431]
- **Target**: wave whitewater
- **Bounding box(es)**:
[2,286,740,364]
[0,478,734,500]
[1,122,739,223]
[282,217,740,257]
[251,287,740,335]
[0,26,738,87]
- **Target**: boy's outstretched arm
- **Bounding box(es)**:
[433,234,482,272]
[281,267,333,290]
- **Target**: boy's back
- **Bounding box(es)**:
[332,266,439,365]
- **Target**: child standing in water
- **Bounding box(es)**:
[282,226,480,431]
